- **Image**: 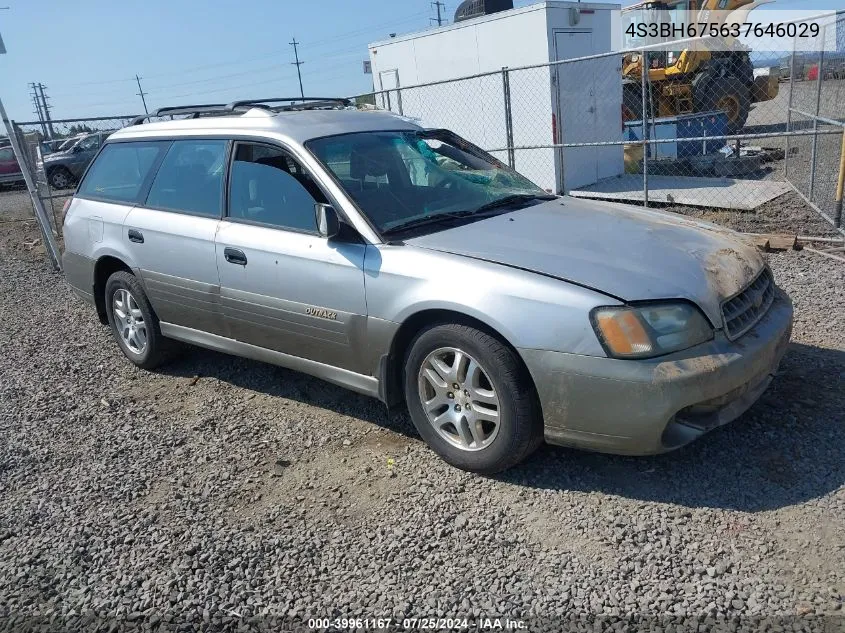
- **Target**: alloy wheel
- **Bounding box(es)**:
[112,288,147,355]
[417,346,500,451]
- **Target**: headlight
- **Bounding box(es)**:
[591,303,713,359]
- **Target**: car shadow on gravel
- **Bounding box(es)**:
[158,342,842,512]
[157,347,419,438]
[497,342,845,512]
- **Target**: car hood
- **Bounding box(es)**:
[404,196,765,328]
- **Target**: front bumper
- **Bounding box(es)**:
[520,289,793,455]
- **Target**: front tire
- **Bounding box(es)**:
[693,74,750,134]
[403,323,542,474]
[104,271,171,370]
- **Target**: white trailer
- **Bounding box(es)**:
[368,1,624,194]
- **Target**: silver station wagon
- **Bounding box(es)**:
[62,98,793,473]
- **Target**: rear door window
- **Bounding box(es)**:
[77,141,169,203]
[145,140,228,218]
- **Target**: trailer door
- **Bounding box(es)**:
[553,30,596,192]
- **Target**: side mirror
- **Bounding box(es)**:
[315,203,340,238]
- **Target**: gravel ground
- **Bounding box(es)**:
[668,190,844,238]
[0,198,844,632]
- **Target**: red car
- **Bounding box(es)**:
[0,144,23,186]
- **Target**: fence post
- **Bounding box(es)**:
[835,127,845,228]
[808,25,825,201]
[1,110,62,271]
[641,57,649,208]
[784,45,796,178]
[502,67,515,169]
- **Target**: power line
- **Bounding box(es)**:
[47,11,431,91]
[290,37,305,99]
[135,75,149,114]
[40,9,435,113]
[431,1,446,26]
[299,11,429,48]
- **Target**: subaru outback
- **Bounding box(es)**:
[61,98,793,473]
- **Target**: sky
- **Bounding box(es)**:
[1,0,840,123]
[0,0,538,121]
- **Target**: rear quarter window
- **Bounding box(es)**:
[77,141,169,203]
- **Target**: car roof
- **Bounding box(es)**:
[108,108,423,144]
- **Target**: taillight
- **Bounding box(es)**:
[61,198,72,224]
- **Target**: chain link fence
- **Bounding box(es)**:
[10,116,137,242]
[785,12,845,230]
[357,10,845,237]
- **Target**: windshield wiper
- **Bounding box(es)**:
[470,193,556,215]
[382,193,556,236]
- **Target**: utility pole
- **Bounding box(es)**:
[29,82,47,136]
[36,83,54,138]
[290,37,304,99]
[135,74,148,114]
[431,1,446,26]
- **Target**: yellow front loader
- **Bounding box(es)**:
[621,0,779,133]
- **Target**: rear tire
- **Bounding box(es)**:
[104,271,172,370]
[403,323,543,474]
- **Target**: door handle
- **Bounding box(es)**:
[128,229,144,244]
[224,247,247,266]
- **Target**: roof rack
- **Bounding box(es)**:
[130,104,229,126]
[130,97,352,126]
[225,97,351,111]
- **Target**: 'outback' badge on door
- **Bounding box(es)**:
[305,306,338,321]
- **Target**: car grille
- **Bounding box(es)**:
[721,268,775,340]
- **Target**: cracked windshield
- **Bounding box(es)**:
[308,130,552,235]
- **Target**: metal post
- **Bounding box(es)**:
[29,83,47,137]
[835,128,845,228]
[36,83,54,138]
[135,74,148,114]
[290,37,305,100]
[502,67,515,169]
[784,45,796,178]
[1,109,61,270]
[641,58,649,208]
[808,25,825,201]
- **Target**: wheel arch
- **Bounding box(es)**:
[378,308,539,411]
[93,255,134,324]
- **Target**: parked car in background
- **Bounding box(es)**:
[0,145,23,187]
[42,131,113,190]
[61,100,793,473]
